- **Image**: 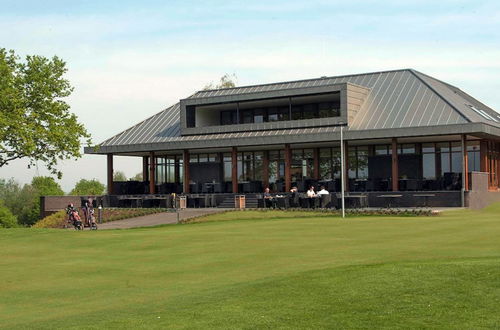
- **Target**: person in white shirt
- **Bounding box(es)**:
[317,186,329,195]
[306,186,316,198]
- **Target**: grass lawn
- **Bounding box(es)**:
[1,205,500,329]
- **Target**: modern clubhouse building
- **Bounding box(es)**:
[85,69,500,208]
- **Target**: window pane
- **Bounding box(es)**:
[423,153,436,179]
[278,106,290,121]
[268,107,279,121]
[402,144,416,154]
[375,145,388,155]
[437,142,450,153]
[441,153,450,175]
[451,152,462,173]
[422,143,435,153]
[451,142,461,152]
[199,154,208,162]
[291,105,302,120]
[254,109,265,123]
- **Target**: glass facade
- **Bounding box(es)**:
[144,139,491,195]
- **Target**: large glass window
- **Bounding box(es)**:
[291,149,314,182]
[422,143,436,179]
[155,155,181,184]
[319,147,341,180]
[216,92,339,126]
[223,153,232,182]
[269,150,285,183]
[237,152,264,182]
[467,141,480,172]
[348,146,369,179]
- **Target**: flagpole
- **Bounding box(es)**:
[340,125,345,218]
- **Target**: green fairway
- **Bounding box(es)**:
[1,206,500,329]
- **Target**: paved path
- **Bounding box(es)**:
[98,208,225,230]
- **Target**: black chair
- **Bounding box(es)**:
[289,192,300,208]
[320,194,332,208]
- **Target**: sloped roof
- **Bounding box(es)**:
[89,68,500,154]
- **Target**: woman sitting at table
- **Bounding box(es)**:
[263,187,277,208]
[306,186,316,198]
[306,186,317,208]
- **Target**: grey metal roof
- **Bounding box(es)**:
[89,68,500,154]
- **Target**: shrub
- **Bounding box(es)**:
[0,202,18,228]
[34,208,170,229]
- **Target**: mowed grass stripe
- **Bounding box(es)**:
[1,206,500,329]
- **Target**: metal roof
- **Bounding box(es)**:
[88,68,500,154]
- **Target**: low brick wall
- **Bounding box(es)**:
[39,195,103,219]
[465,172,500,209]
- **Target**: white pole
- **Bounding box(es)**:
[340,126,345,218]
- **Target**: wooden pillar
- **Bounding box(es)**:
[391,138,399,191]
[285,144,291,192]
[149,152,155,194]
[107,154,114,195]
[142,156,149,182]
[313,148,320,180]
[480,140,488,172]
[183,150,190,194]
[462,135,469,191]
[263,151,269,189]
[231,147,238,193]
[497,143,500,188]
[344,141,349,192]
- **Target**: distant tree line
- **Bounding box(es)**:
[0,171,144,228]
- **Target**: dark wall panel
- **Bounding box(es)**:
[189,163,222,183]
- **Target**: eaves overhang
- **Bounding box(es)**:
[84,122,500,155]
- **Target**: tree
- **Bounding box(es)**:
[130,172,143,181]
[0,201,17,228]
[70,178,105,196]
[0,178,39,226]
[31,176,64,196]
[113,171,127,181]
[0,48,90,179]
[203,73,237,90]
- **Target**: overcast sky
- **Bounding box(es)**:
[1,0,499,192]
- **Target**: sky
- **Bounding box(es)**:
[1,0,499,192]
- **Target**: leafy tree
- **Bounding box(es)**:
[31,176,64,196]
[0,178,38,226]
[0,48,90,179]
[70,178,105,196]
[113,171,127,181]
[130,172,143,181]
[203,73,237,90]
[0,201,17,228]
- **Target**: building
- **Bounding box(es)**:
[85,69,500,208]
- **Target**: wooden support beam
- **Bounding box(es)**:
[142,156,149,182]
[107,154,113,195]
[480,140,488,172]
[231,147,238,193]
[285,144,291,192]
[313,148,320,180]
[462,134,469,191]
[149,152,155,194]
[391,138,399,191]
[183,150,190,194]
[263,151,269,190]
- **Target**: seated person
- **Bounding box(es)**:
[306,186,317,198]
[306,186,317,208]
[289,186,299,208]
[263,187,277,208]
[317,186,329,195]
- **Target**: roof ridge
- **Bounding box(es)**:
[196,68,411,94]
[408,69,471,123]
